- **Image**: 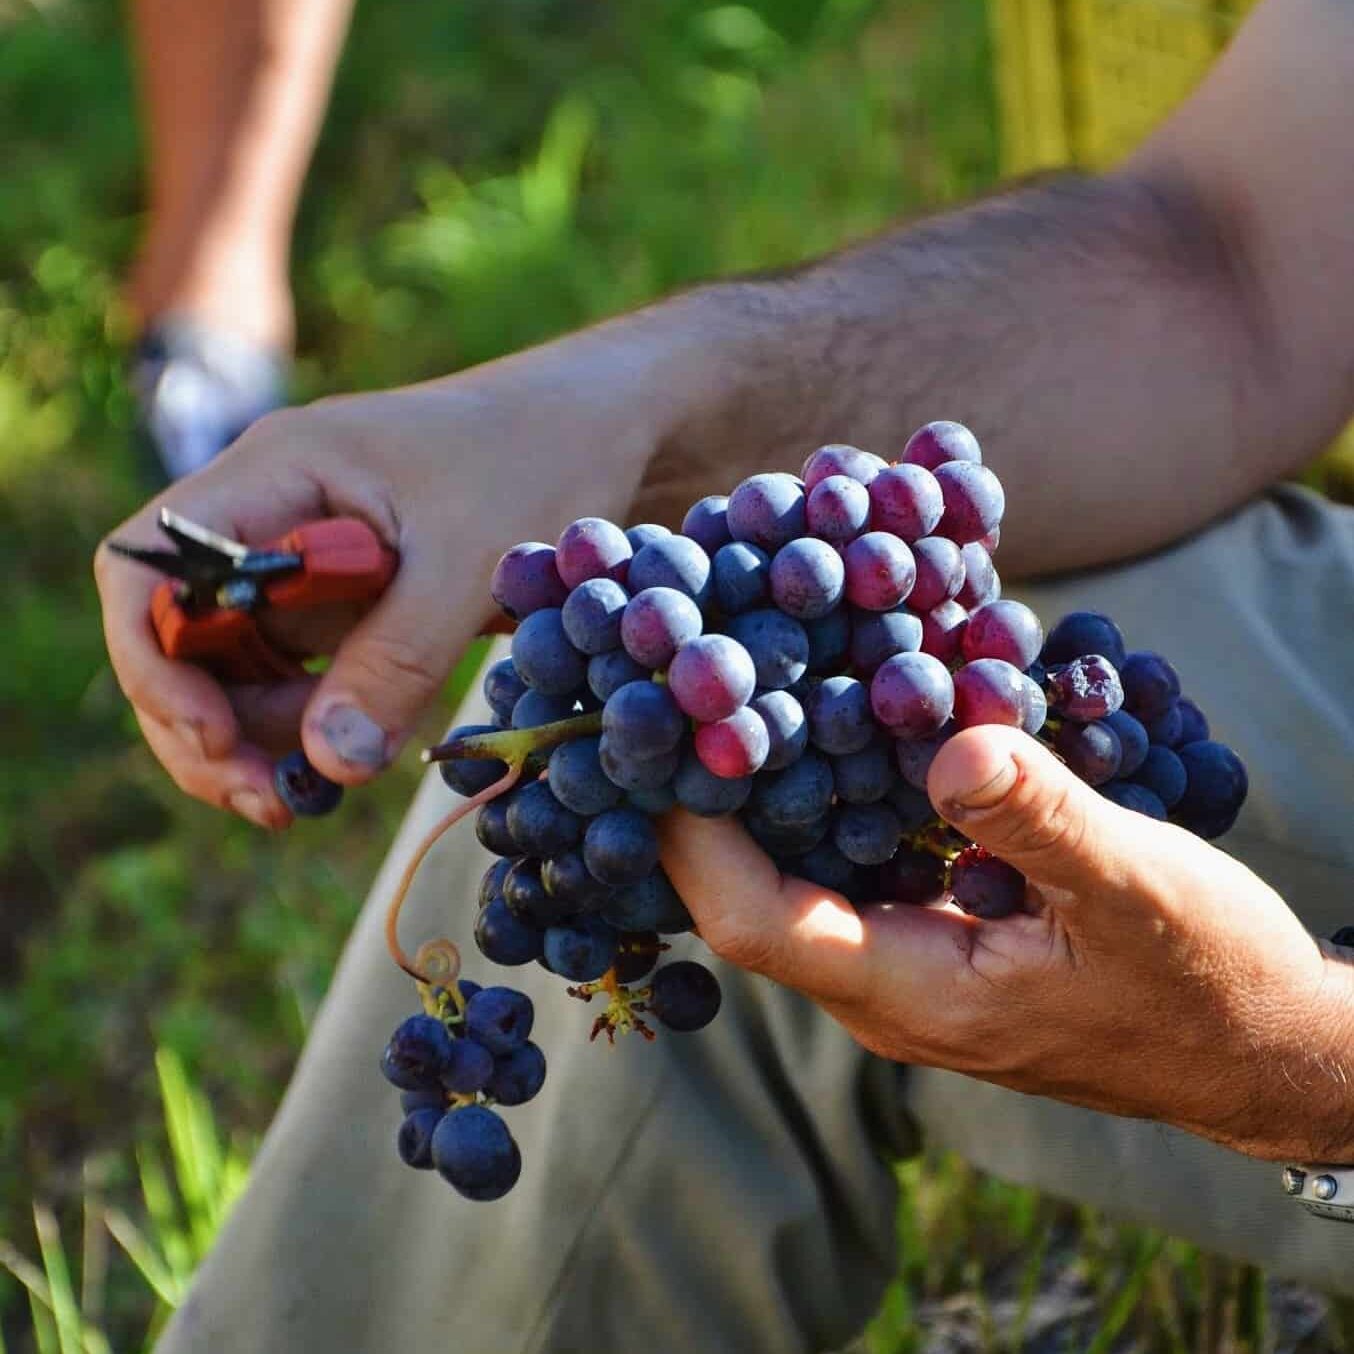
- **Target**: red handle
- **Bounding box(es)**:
[150,518,398,683]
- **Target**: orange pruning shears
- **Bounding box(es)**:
[109,507,398,683]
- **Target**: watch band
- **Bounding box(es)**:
[1282,1165,1354,1222]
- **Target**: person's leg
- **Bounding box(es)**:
[905,484,1354,1293]
[126,0,352,479]
[127,0,352,352]
[155,647,918,1354]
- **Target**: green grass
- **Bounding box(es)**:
[2,0,1351,1348]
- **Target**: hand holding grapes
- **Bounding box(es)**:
[658,723,1354,1164]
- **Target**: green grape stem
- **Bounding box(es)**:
[421,711,604,767]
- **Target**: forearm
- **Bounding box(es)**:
[631,171,1314,578]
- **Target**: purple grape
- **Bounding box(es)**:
[437,723,507,797]
[503,857,574,927]
[901,420,982,470]
[544,916,621,982]
[1041,611,1127,670]
[397,1108,443,1170]
[1132,745,1187,808]
[787,842,860,896]
[602,679,686,759]
[695,706,771,778]
[950,848,1025,919]
[831,740,894,804]
[1175,741,1247,839]
[583,808,660,887]
[626,782,678,815]
[962,600,1044,670]
[1175,698,1210,744]
[920,600,968,664]
[620,587,703,669]
[612,933,663,984]
[934,463,1006,545]
[871,652,955,737]
[673,752,754,815]
[801,443,887,490]
[625,523,671,552]
[1020,676,1048,736]
[380,1014,453,1090]
[1101,782,1168,820]
[627,536,712,606]
[668,633,757,722]
[907,536,965,612]
[955,543,1000,609]
[745,809,831,858]
[804,675,875,755]
[750,689,808,771]
[475,799,518,857]
[952,658,1027,729]
[431,1104,521,1201]
[833,802,903,866]
[843,531,916,610]
[711,541,771,614]
[603,869,693,935]
[1120,651,1182,721]
[274,751,344,816]
[681,495,733,553]
[750,752,835,829]
[505,780,584,856]
[877,848,947,905]
[1054,719,1122,785]
[485,1042,547,1106]
[540,850,608,913]
[849,605,923,677]
[1144,702,1184,747]
[726,472,808,551]
[1046,654,1124,722]
[511,689,579,730]
[442,1037,495,1094]
[867,464,944,542]
[1103,709,1149,778]
[548,736,625,816]
[770,537,846,620]
[463,987,534,1056]
[885,779,938,831]
[725,609,810,690]
[511,608,588,695]
[587,649,649,702]
[803,607,852,674]
[478,857,514,906]
[490,541,569,619]
[556,517,632,588]
[598,737,681,792]
[806,475,871,544]
[894,725,954,790]
[482,658,528,724]
[561,577,629,655]
[647,961,722,1032]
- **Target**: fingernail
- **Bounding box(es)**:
[228,788,273,829]
[175,720,207,758]
[943,755,1018,819]
[315,704,392,769]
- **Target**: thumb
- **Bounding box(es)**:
[300,554,492,783]
[926,725,1159,902]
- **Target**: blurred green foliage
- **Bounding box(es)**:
[2,0,1349,1349]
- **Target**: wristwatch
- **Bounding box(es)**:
[1282,927,1354,1222]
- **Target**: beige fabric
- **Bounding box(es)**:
[157,486,1354,1354]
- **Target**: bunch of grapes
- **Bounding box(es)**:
[385,419,1248,1198]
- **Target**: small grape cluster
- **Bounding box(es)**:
[390,420,1249,1197]
[379,943,545,1200]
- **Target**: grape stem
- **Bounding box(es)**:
[384,763,525,984]
[421,710,604,765]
